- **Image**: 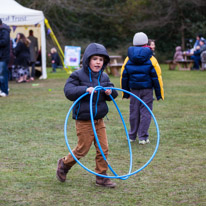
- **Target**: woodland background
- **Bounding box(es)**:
[16,0,206,62]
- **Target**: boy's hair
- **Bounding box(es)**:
[0,19,2,25]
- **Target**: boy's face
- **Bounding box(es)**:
[89,55,104,72]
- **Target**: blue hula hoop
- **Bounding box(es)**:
[64,86,160,180]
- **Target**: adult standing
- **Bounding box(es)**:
[14,33,30,83]
[28,30,38,80]
[0,19,10,97]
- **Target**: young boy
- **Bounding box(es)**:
[56,43,118,188]
[49,47,61,73]
[120,32,164,145]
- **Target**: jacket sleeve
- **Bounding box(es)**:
[0,30,9,47]
[120,57,130,98]
[64,71,87,101]
[150,56,164,100]
[104,74,118,101]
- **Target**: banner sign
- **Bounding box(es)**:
[64,46,81,68]
[0,15,43,25]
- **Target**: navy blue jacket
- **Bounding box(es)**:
[120,46,164,100]
[51,52,61,66]
[0,23,10,63]
[64,43,118,120]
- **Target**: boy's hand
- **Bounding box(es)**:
[105,89,112,95]
[86,87,96,94]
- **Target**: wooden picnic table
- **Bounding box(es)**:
[175,59,194,70]
[106,55,123,77]
[166,52,194,70]
[165,59,194,71]
[109,55,122,64]
[183,52,193,60]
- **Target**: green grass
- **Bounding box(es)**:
[1,66,206,206]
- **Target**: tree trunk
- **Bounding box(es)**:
[181,18,185,50]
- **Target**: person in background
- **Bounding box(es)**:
[190,37,206,70]
[28,30,38,80]
[201,50,206,70]
[193,34,203,51]
[14,33,30,83]
[120,32,164,145]
[173,46,184,62]
[148,39,156,55]
[0,18,10,97]
[49,47,61,73]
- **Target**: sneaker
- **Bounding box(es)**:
[145,139,150,144]
[56,159,71,182]
[0,92,7,97]
[139,140,146,145]
[96,174,116,188]
[129,138,136,143]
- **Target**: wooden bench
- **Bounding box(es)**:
[165,60,176,70]
[106,63,123,77]
[165,60,194,70]
[105,55,123,77]
[175,60,194,70]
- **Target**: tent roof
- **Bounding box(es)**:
[0,0,44,25]
[0,0,47,79]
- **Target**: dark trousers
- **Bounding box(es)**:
[129,89,153,141]
[30,62,36,78]
[0,61,9,95]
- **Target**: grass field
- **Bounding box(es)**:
[1,66,206,206]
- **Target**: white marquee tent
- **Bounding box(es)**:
[0,0,47,79]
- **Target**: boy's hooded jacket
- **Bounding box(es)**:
[120,46,164,100]
[0,23,11,63]
[64,43,118,120]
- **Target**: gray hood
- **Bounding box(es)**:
[82,43,110,73]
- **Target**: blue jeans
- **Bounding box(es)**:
[190,55,201,70]
[52,63,57,72]
[0,61,9,95]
